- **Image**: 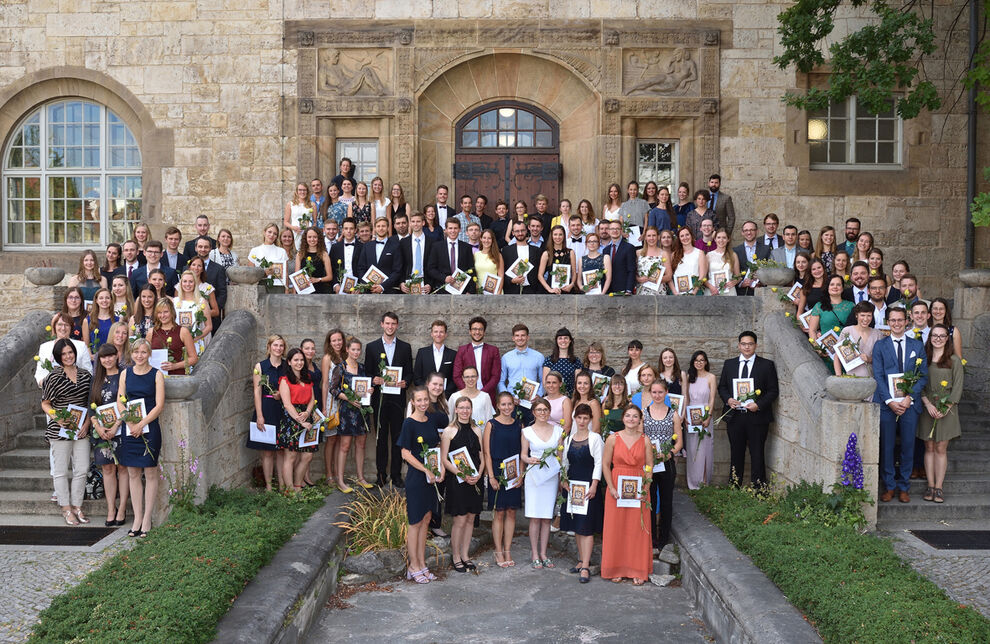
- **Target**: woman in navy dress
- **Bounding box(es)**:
[332,337,373,492]
[90,343,128,526]
[117,338,165,538]
[398,386,445,584]
[658,347,684,396]
[441,397,485,572]
[560,404,605,583]
[484,392,523,568]
[249,335,286,491]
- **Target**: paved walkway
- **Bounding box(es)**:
[0,526,131,643]
[307,535,709,643]
[881,520,990,619]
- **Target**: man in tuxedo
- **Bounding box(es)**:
[163,227,188,273]
[842,262,870,304]
[435,185,454,228]
[329,217,363,292]
[566,215,587,259]
[453,316,501,401]
[770,225,799,268]
[413,319,457,398]
[356,218,402,293]
[502,220,542,294]
[182,215,217,258]
[366,312,414,487]
[323,219,338,255]
[756,213,783,256]
[717,331,780,487]
[872,307,928,502]
[733,220,767,295]
[129,241,177,293]
[427,218,476,293]
[193,237,227,331]
[398,212,434,293]
[707,174,736,233]
[606,220,637,294]
[842,217,861,256]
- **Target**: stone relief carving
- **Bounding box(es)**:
[299,98,313,114]
[319,48,391,96]
[604,99,619,113]
[299,31,314,47]
[623,48,699,96]
[397,98,411,113]
[413,48,483,91]
[532,48,601,88]
[704,31,719,46]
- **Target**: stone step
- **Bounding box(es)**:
[909,474,990,495]
[0,490,98,516]
[0,448,50,470]
[0,468,52,491]
[944,452,990,473]
[877,494,990,522]
[950,435,990,452]
[14,431,49,450]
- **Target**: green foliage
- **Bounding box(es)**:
[691,483,990,643]
[29,485,331,644]
[334,489,408,553]
[971,168,990,228]
[775,0,939,118]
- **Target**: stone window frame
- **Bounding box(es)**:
[635,139,679,192]
[336,139,379,185]
[454,101,560,154]
[807,95,902,168]
[0,67,172,268]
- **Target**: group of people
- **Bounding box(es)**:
[247,311,779,584]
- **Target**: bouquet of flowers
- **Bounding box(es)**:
[747,258,785,270]
[417,436,443,502]
[581,268,606,293]
[926,379,953,439]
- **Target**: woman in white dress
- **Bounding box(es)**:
[447,366,495,429]
[602,183,622,221]
[283,183,314,250]
[669,227,708,295]
[249,222,290,290]
[622,340,646,395]
[369,176,391,230]
[172,270,212,356]
[521,398,564,569]
[635,227,664,294]
[706,230,740,296]
[577,199,598,235]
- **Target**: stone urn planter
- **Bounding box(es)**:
[755,267,794,287]
[24,267,65,286]
[226,266,266,285]
[959,268,990,288]
[164,375,199,400]
[825,375,876,402]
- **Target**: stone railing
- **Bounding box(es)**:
[0,310,52,453]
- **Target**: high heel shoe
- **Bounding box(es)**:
[62,509,79,526]
[452,560,467,573]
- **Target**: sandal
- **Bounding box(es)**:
[424,568,437,581]
[464,560,477,571]
[530,559,543,569]
[506,557,515,567]
[73,508,90,524]
[610,577,624,583]
[579,567,591,584]
[452,560,467,573]
[632,578,646,586]
[62,509,79,526]
[127,529,143,538]
[494,551,510,568]
[407,568,430,584]
[934,488,944,503]
[541,558,554,569]
[923,487,934,502]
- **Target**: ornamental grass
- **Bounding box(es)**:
[335,489,408,553]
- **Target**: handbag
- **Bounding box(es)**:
[324,396,340,430]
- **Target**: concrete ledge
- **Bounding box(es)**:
[672,490,822,644]
[213,492,349,644]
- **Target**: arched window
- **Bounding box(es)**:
[3,99,142,248]
[457,102,557,151]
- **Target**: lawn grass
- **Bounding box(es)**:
[691,482,990,644]
[29,484,332,643]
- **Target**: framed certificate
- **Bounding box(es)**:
[351,376,372,405]
[835,336,865,372]
[591,372,611,404]
[361,264,388,286]
[732,378,755,400]
[424,447,441,480]
[287,269,316,294]
[667,393,685,417]
[447,446,478,483]
[566,479,590,515]
[506,256,531,279]
[445,268,470,294]
[786,281,802,302]
[642,263,665,292]
[58,404,89,439]
[549,264,572,290]
[381,366,402,395]
[581,269,602,294]
[124,398,148,436]
[312,407,336,438]
[887,373,907,402]
[482,273,502,295]
[95,402,120,428]
[517,379,538,408]
[816,329,841,358]
[798,309,813,330]
[502,454,521,488]
[176,310,194,328]
[710,267,730,290]
[616,475,642,508]
[339,274,358,293]
[675,274,692,294]
[685,405,706,432]
[272,260,287,286]
[298,421,320,448]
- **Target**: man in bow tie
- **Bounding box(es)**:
[566,215,587,258]
[435,185,453,228]
[329,217,363,292]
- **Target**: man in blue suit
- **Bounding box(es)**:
[606,220,637,294]
[872,306,928,503]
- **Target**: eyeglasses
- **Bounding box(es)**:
[930,334,948,340]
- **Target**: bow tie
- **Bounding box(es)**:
[571,238,583,243]
[344,242,354,247]
[376,240,386,244]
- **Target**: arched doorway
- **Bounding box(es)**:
[453,101,560,212]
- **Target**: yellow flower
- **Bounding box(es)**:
[608,293,614,297]
[130,325,136,332]
[771,287,778,293]
[833,326,840,332]
[603,409,610,416]
[48,409,56,417]
[940,380,948,387]
[870,269,877,275]
[499,462,506,470]
[643,465,650,473]
[961,358,968,366]
[416,436,424,444]
[751,253,757,260]
[454,459,462,466]
[915,358,923,366]
[120,305,127,311]
[704,406,710,411]
[843,275,850,282]
[521,377,527,383]
[808,338,815,344]
[342,383,349,389]
[755,389,762,395]
[90,403,97,410]
[904,289,912,297]
[412,269,418,275]
[253,368,261,375]
[33,355,40,361]
[45,325,52,332]
[557,445,564,452]
[672,434,678,440]
[785,312,791,318]
[119,396,127,404]
[380,353,386,359]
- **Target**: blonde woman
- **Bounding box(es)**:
[133,222,151,257]
[147,298,197,376]
[249,223,290,289]
[173,270,212,356]
[110,274,134,321]
[283,182,313,250]
[348,181,372,224]
[185,256,220,318]
[473,229,504,293]
[108,321,133,367]
[370,176,391,229]
[706,230,741,296]
[635,226,664,294]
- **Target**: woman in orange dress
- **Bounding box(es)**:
[601,404,654,585]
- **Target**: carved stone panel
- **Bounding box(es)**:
[318,48,392,97]
[622,48,700,97]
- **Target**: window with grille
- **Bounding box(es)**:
[807,97,901,167]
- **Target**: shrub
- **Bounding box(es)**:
[335,489,407,553]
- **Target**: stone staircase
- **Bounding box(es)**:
[878,400,990,525]
[0,414,97,521]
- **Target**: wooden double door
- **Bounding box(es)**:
[453,153,561,214]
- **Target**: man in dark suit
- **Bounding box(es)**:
[192,237,227,331]
[329,217,363,292]
[707,174,736,234]
[841,262,870,304]
[872,307,928,502]
[755,213,783,257]
[733,220,767,296]
[413,319,457,398]
[129,241,178,294]
[717,331,780,487]
[355,217,402,293]
[163,226,188,274]
[398,211,435,293]
[365,312,414,487]
[501,220,543,294]
[182,215,218,258]
[605,220,637,294]
[434,185,454,228]
[453,316,501,401]
[426,218,476,293]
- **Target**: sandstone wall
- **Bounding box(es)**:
[0,310,51,454]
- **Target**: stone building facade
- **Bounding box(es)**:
[0,1,980,332]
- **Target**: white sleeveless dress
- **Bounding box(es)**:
[672,247,702,294]
[523,424,564,519]
[603,205,621,221]
[706,249,737,297]
[289,202,314,250]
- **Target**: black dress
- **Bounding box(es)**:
[445,422,482,516]
[303,251,331,294]
[396,416,441,524]
[247,358,284,451]
[560,437,605,536]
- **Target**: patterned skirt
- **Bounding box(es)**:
[278,404,320,453]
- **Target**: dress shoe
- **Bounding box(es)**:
[898,490,911,503]
[910,468,925,480]
[880,489,895,502]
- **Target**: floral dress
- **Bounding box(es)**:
[92,372,121,466]
[335,363,369,436]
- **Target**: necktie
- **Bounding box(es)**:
[710,193,717,210]
[127,265,133,278]
[741,359,750,379]
[610,244,616,259]
[449,241,456,274]
[414,238,422,274]
[857,290,865,303]
[895,339,904,371]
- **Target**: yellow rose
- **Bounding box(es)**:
[940,380,948,387]
[961,358,968,366]
[557,445,564,452]
[833,326,840,332]
[45,325,52,332]
[121,305,127,311]
[809,338,815,344]
[253,368,261,375]
[704,406,710,411]
[33,355,40,361]
[454,459,462,466]
[48,409,56,416]
[785,312,791,317]
[119,396,127,404]
[751,253,757,260]
[771,287,778,292]
[915,358,923,366]
[90,403,97,410]
[608,293,614,297]
[416,436,424,444]
[130,325,136,331]
[603,409,610,416]
[672,434,678,440]
[870,269,877,275]
[380,353,386,359]
[521,376,527,383]
[643,465,650,473]
[755,389,762,395]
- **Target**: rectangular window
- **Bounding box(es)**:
[808,97,901,167]
[336,140,378,184]
[636,140,678,192]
